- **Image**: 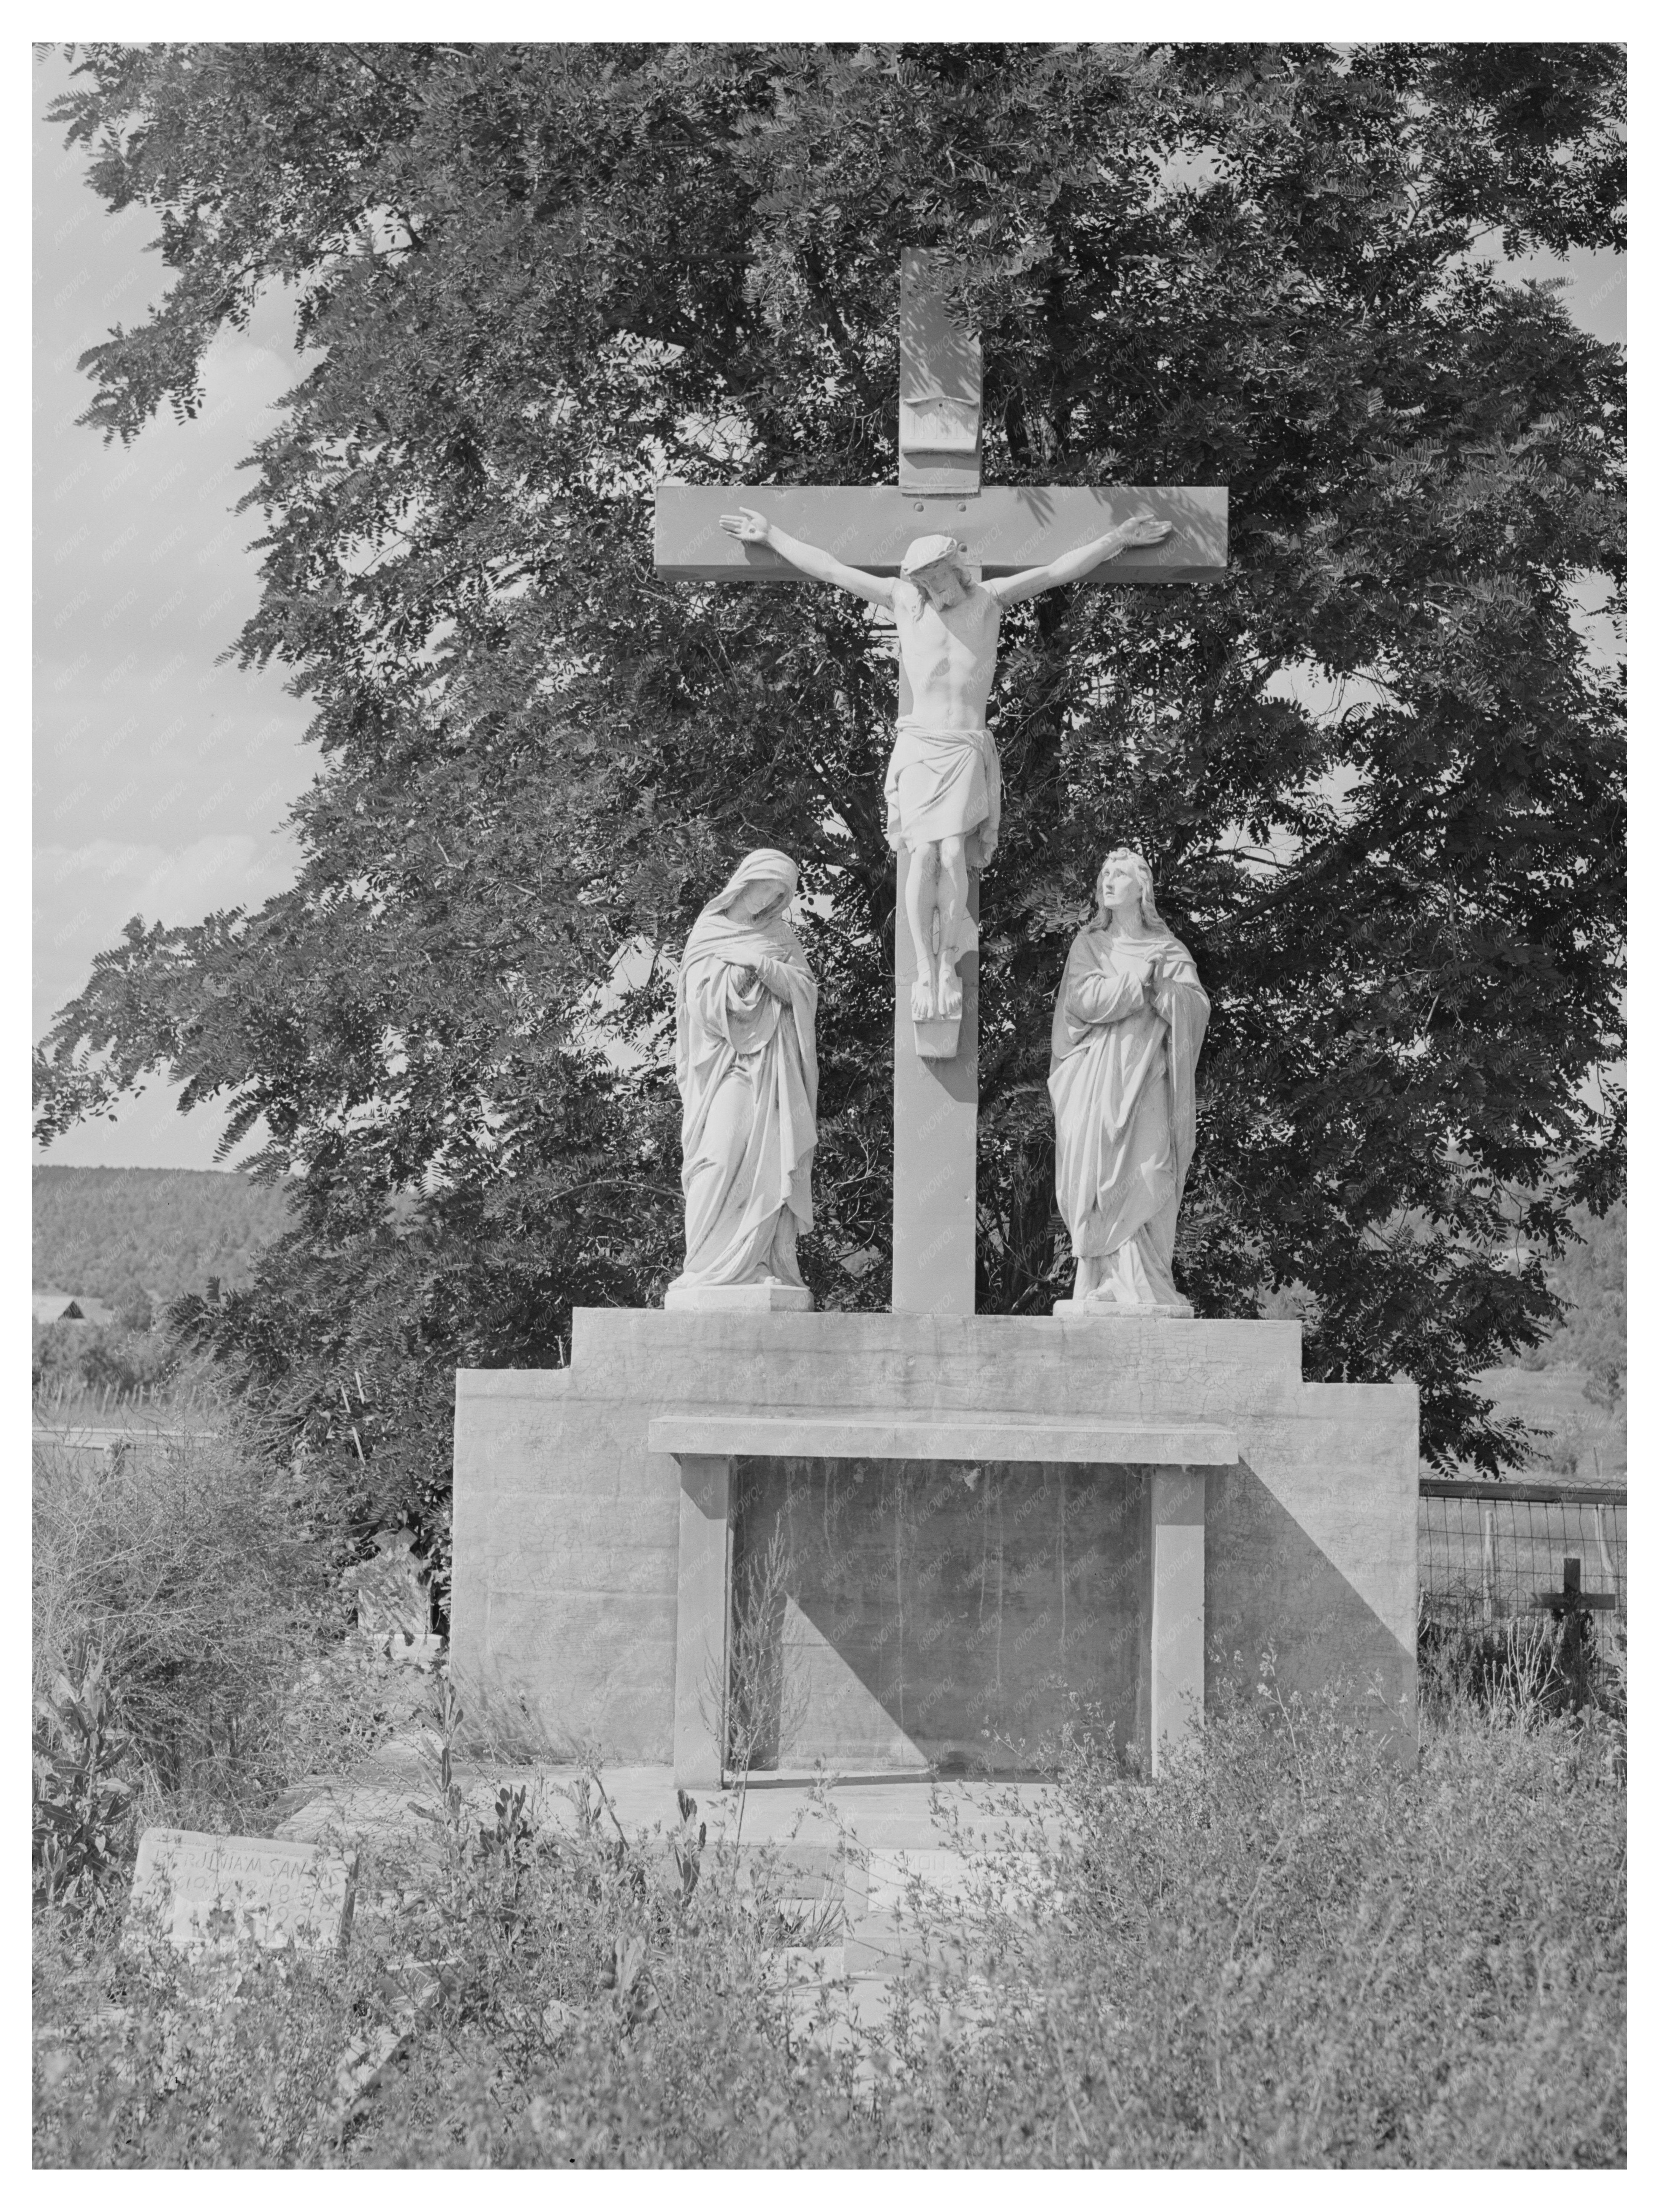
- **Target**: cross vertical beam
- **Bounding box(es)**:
[899,249,982,494]
[890,254,983,1313]
[892,852,978,1314]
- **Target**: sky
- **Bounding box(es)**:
[31,45,1628,1171]
[33,44,315,1169]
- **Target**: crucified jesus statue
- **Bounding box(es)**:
[719,507,1173,1022]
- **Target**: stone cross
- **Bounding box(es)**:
[654,251,1228,1315]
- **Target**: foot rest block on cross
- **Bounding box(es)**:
[912,1015,960,1060]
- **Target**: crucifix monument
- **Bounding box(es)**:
[653,251,1228,1314]
[450,250,1417,1797]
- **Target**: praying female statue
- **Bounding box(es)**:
[665,849,819,1308]
[1049,849,1210,1315]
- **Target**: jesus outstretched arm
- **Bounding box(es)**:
[719,506,895,609]
[988,512,1174,605]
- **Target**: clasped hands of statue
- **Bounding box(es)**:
[732,958,791,999]
[1126,959,1173,1020]
[1079,947,1175,1023]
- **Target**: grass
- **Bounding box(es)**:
[32,1397,1626,2168]
[31,1409,428,1850]
[33,1659,1625,2168]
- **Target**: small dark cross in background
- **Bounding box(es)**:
[1530,1556,1616,1712]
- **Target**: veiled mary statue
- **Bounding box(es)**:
[664,849,819,1311]
[1050,850,1210,1316]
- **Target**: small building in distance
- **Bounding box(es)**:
[32,1291,117,1327]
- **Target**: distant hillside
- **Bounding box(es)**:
[1543,1199,1625,1402]
[32,1166,295,1310]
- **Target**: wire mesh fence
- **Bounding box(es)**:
[1419,1479,1626,1628]
[30,1380,223,1478]
[30,1377,211,1420]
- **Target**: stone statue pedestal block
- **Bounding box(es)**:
[1051,1297,1194,1319]
[451,1309,1418,1784]
[664,1283,814,1314]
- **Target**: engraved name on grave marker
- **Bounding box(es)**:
[126,1827,357,1955]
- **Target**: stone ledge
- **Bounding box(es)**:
[647,1412,1238,1465]
[456,1368,571,1399]
[580,1307,1300,1355]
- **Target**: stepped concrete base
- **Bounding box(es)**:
[451,1310,1418,1774]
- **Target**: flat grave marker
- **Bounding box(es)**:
[125,1827,357,1955]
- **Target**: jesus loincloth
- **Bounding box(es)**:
[883,720,1000,849]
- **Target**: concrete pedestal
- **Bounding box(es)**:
[451,1310,1418,1775]
[655,1416,1227,1790]
[673,1454,731,1784]
[1141,1468,1207,1773]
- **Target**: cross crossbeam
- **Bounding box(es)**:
[1532,1557,1616,1614]
[654,483,1228,584]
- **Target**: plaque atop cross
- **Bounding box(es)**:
[654,249,1227,1315]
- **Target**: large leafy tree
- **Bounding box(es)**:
[36,42,1625,1564]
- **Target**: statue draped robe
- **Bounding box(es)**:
[1048,919,1209,1310]
[668,891,819,1293]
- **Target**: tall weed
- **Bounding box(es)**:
[32,1417,335,1825]
[886,1673,1625,2166]
[33,1658,137,1908]
[34,1665,1624,2168]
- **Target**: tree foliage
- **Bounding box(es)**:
[1525,1197,1626,1406]
[35,41,1625,1543]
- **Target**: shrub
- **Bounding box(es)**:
[881,1675,1625,2167]
[33,1657,137,1910]
[76,1325,176,1399]
[1419,1600,1628,1732]
[34,1690,859,2168]
[32,1318,176,1403]
[32,1666,1625,2169]
[111,1281,155,1335]
[31,1418,330,1819]
[32,1320,85,1395]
